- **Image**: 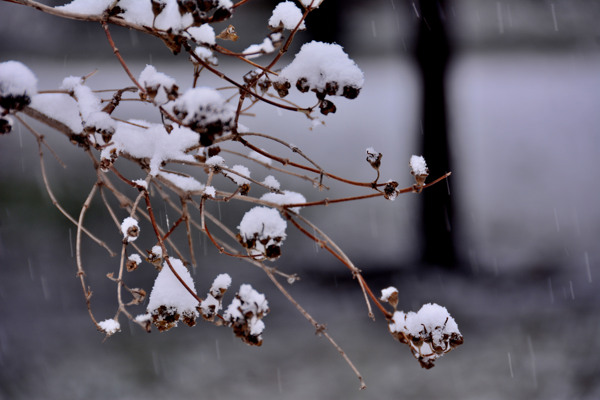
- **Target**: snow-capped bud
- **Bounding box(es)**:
[383,180,399,200]
[127,254,142,272]
[0,61,37,111]
[121,217,140,243]
[146,245,164,268]
[223,284,270,346]
[366,147,382,171]
[387,303,462,369]
[147,258,199,331]
[238,206,287,261]
[410,155,429,191]
[128,288,147,305]
[319,99,336,115]
[380,286,398,309]
[98,318,120,336]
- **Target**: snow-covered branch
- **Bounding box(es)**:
[0,0,461,389]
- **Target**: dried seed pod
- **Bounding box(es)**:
[366,147,382,171]
[211,6,232,22]
[383,181,399,200]
[273,80,290,97]
[177,0,197,15]
[151,0,166,17]
[0,94,31,111]
[325,81,339,96]
[296,77,310,93]
[342,85,360,99]
[216,24,238,41]
[319,99,336,115]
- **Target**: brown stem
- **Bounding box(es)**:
[143,191,202,303]
[101,21,146,95]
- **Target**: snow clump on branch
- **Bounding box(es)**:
[146,257,199,331]
[199,273,231,321]
[223,284,270,346]
[269,1,306,30]
[237,206,287,260]
[121,217,140,242]
[0,61,38,112]
[171,87,236,146]
[384,298,464,369]
[274,41,364,100]
[260,190,306,213]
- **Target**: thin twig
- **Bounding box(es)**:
[75,182,101,327]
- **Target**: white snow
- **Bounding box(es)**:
[260,190,306,213]
[55,0,113,15]
[102,120,199,176]
[147,258,199,316]
[218,0,233,9]
[199,274,231,317]
[171,87,235,130]
[98,318,120,335]
[238,206,287,258]
[0,60,38,98]
[380,286,398,302]
[192,46,218,66]
[138,65,177,105]
[134,313,152,323]
[238,284,269,314]
[128,253,142,265]
[269,2,306,30]
[243,38,276,59]
[225,164,251,186]
[248,149,272,165]
[409,155,428,175]
[60,76,115,135]
[158,171,205,192]
[210,273,232,295]
[388,303,461,337]
[262,175,280,190]
[299,0,323,8]
[203,185,216,198]
[276,41,364,96]
[118,0,154,27]
[30,93,83,133]
[120,217,140,242]
[249,318,265,336]
[205,155,225,167]
[224,284,269,323]
[187,24,216,46]
[199,295,220,317]
[238,207,287,241]
[132,179,148,190]
[150,245,163,258]
[146,0,194,32]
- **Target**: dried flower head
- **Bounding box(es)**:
[237,206,287,260]
[121,217,140,242]
[410,155,429,191]
[388,303,463,369]
[147,258,199,331]
[223,284,269,346]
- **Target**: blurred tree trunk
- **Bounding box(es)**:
[415,0,457,268]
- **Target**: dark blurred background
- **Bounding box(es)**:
[1,1,600,399]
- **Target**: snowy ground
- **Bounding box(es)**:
[1,51,600,399]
